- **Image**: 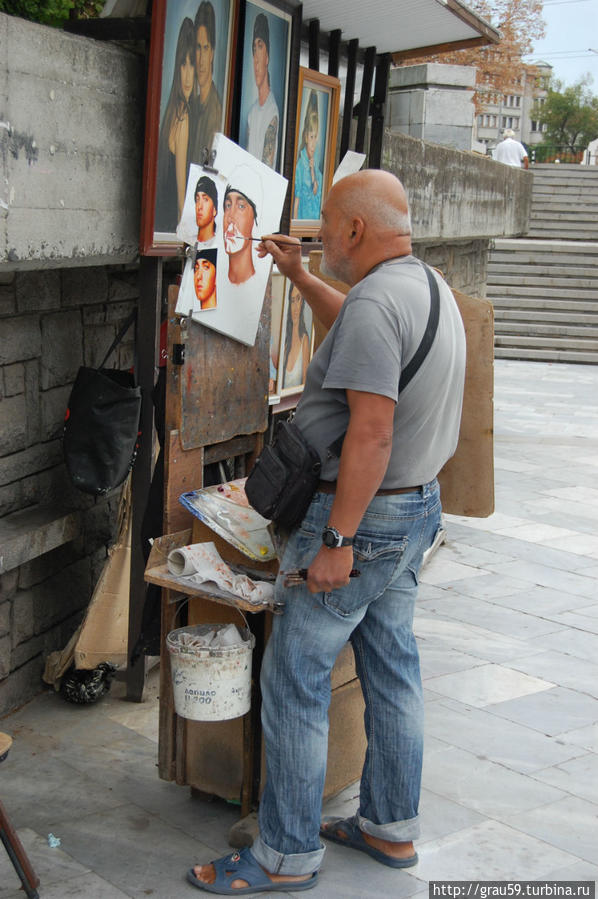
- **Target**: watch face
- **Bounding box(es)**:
[322,527,340,548]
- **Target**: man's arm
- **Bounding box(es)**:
[306,389,395,593]
[258,236,345,328]
[522,155,529,170]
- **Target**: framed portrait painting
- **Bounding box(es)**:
[237,0,294,173]
[268,266,285,398]
[140,0,238,255]
[277,261,315,396]
[291,68,341,237]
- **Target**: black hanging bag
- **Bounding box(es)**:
[63,311,141,495]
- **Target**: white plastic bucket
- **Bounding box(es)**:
[166,624,255,721]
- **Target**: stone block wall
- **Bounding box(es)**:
[414,238,490,298]
[0,265,140,715]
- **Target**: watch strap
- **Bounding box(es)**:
[322,526,354,548]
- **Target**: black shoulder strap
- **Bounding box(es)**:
[99,309,137,370]
[326,262,440,460]
[399,262,440,392]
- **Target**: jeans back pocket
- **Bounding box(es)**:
[323,534,409,618]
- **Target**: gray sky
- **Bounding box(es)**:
[526,0,598,88]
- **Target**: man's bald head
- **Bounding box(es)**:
[320,170,413,285]
[328,170,411,237]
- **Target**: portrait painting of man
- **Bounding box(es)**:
[193,247,218,309]
[238,0,291,173]
[194,174,218,243]
[176,163,227,247]
[223,165,263,285]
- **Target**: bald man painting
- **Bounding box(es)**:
[187,170,466,893]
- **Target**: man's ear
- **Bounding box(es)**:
[349,218,365,244]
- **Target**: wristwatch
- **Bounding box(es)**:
[322,526,354,548]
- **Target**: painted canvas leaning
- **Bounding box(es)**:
[176,134,288,346]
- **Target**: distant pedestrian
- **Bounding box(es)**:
[493,129,529,169]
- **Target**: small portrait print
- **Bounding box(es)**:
[193,248,218,309]
[176,163,227,247]
[294,87,327,221]
[223,165,262,286]
[239,0,291,172]
[280,281,313,393]
[194,174,218,243]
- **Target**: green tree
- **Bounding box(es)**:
[0,0,103,26]
[403,0,545,111]
[538,77,598,152]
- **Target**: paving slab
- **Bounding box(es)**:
[425,699,585,774]
[0,827,91,895]
[410,819,579,881]
[424,663,553,708]
[507,649,598,699]
[530,752,598,805]
[419,594,563,639]
[498,795,598,865]
[487,686,598,736]
[422,745,567,817]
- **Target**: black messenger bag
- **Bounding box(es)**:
[63,311,141,496]
[244,419,321,529]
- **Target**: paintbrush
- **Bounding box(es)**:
[249,235,317,244]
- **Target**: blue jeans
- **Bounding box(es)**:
[251,480,442,876]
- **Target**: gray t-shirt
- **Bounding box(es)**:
[294,255,466,488]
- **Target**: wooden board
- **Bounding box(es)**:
[177,281,271,450]
[438,288,494,517]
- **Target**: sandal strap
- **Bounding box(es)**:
[212,848,271,890]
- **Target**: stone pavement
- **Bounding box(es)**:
[1,359,597,898]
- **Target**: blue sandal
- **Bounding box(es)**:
[320,815,418,869]
[187,847,319,894]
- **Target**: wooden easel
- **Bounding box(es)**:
[157,278,270,799]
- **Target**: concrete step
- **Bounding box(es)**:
[487,265,598,290]
[531,165,598,177]
[530,211,598,222]
[488,253,598,278]
[489,291,598,307]
[494,346,598,363]
[495,334,598,350]
[487,274,598,289]
[528,227,598,240]
[492,239,598,251]
[489,252,598,266]
[496,321,598,338]
[493,310,598,325]
[526,221,598,229]
[532,181,598,191]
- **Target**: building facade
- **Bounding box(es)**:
[475,61,552,158]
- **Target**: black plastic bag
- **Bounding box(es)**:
[63,311,141,495]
